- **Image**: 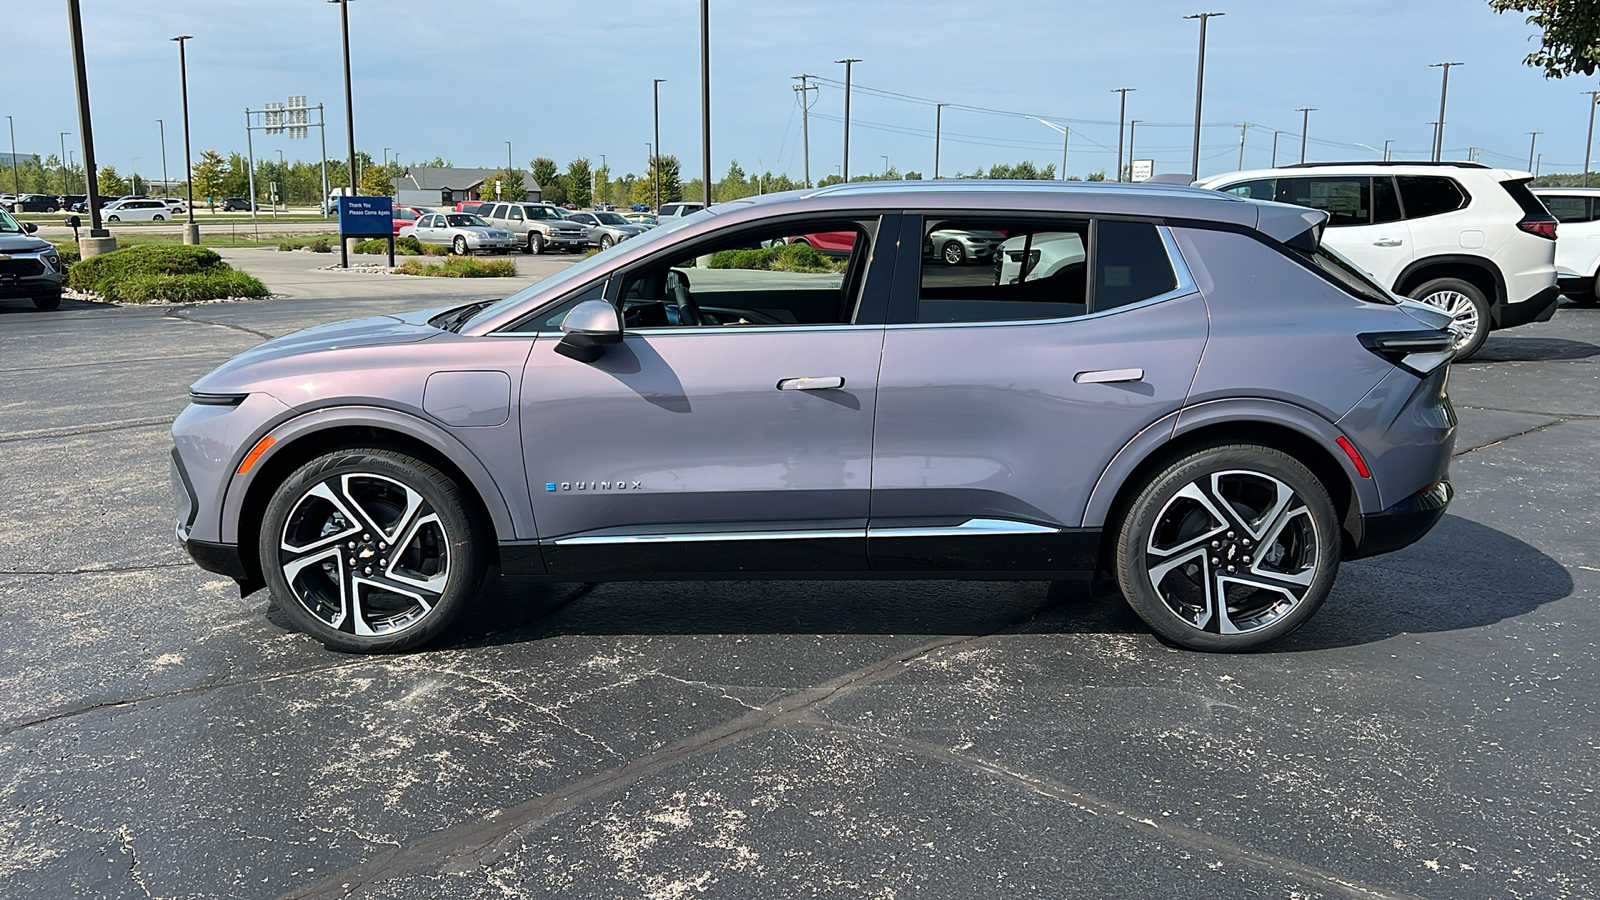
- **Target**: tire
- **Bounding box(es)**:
[599,234,614,250]
[106,215,119,222]
[45,205,58,213]
[1409,277,1490,360]
[33,293,62,311]
[1113,443,1340,652]
[528,232,545,255]
[259,449,487,653]
[942,241,965,266]
[453,235,469,255]
[154,214,165,221]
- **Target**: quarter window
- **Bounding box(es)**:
[1397,176,1468,219]
[1095,221,1179,311]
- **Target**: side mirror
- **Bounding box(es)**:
[23,222,37,233]
[554,299,622,363]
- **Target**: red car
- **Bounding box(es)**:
[785,231,856,257]
[392,205,424,235]
[454,201,486,215]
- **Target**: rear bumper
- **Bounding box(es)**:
[1346,480,1452,560]
[1494,285,1561,329]
[1556,275,1594,299]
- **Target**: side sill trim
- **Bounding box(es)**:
[543,517,1061,546]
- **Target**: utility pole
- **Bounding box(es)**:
[1584,91,1600,187]
[1297,107,1315,164]
[836,57,861,181]
[1536,153,1542,178]
[1111,87,1135,181]
[1128,120,1141,180]
[1236,122,1252,170]
[1184,11,1224,179]
[1526,132,1541,172]
[933,101,947,180]
[1271,130,1281,167]
[792,75,816,188]
[653,78,665,210]
[1467,147,1480,163]
[1429,62,1462,162]
[699,0,711,207]
[881,154,889,177]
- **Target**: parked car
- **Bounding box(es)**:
[0,208,64,310]
[1199,162,1559,358]
[407,212,518,255]
[219,197,256,212]
[925,228,1006,265]
[477,201,589,254]
[994,230,1085,285]
[8,194,60,213]
[103,198,171,222]
[163,198,187,213]
[623,212,658,228]
[657,201,704,218]
[58,194,88,212]
[564,210,649,249]
[595,202,616,212]
[1531,186,1600,306]
[392,205,425,235]
[454,201,487,215]
[173,180,1458,654]
[560,202,578,211]
[630,203,651,212]
[786,231,858,258]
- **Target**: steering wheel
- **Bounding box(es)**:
[667,269,703,326]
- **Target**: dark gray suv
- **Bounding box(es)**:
[172,181,1456,653]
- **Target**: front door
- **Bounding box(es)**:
[518,213,897,576]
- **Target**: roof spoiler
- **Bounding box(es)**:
[1256,204,1328,253]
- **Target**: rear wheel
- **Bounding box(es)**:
[259,449,487,653]
[1114,444,1340,652]
[1410,277,1490,359]
[153,214,165,221]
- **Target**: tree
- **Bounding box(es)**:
[192,150,228,209]
[221,152,251,199]
[480,169,527,202]
[360,162,396,196]
[97,165,128,197]
[529,157,560,203]
[1491,0,1600,77]
[593,163,610,206]
[564,157,593,208]
[647,154,683,205]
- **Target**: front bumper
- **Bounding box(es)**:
[1494,285,1561,329]
[547,234,588,250]
[1346,479,1452,560]
[0,256,62,298]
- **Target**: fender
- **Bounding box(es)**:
[216,405,526,545]
[1391,253,1507,309]
[1080,397,1380,529]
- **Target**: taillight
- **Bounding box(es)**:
[1517,217,1558,240]
[1358,330,1455,376]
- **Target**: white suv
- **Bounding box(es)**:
[1532,186,1600,306]
[1199,162,1559,358]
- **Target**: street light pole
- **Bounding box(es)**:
[1297,107,1316,164]
[1184,12,1224,179]
[157,119,168,198]
[1027,117,1070,181]
[330,0,356,199]
[171,35,195,240]
[699,0,711,207]
[881,154,889,177]
[653,78,665,209]
[59,132,69,196]
[1585,91,1600,188]
[1128,119,1141,179]
[1382,139,1392,161]
[836,57,861,182]
[505,140,512,175]
[1271,129,1281,167]
[1526,132,1541,173]
[66,0,109,242]
[1111,87,1135,181]
[934,101,947,180]
[5,116,16,198]
[1429,62,1462,162]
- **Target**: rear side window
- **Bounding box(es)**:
[1373,177,1403,224]
[1279,177,1371,227]
[1397,176,1468,219]
[1541,196,1591,223]
[1095,220,1178,311]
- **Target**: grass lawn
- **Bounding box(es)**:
[47,231,342,251]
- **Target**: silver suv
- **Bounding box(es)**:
[0,209,65,310]
[478,201,588,254]
[173,181,1457,654]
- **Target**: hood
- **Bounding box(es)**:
[191,313,437,394]
[0,233,52,253]
[613,224,648,235]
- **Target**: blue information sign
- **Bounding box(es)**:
[337,196,393,237]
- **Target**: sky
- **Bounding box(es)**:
[8,0,1600,186]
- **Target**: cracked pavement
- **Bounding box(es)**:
[1,251,1597,898]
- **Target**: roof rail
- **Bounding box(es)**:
[803,178,1224,199]
[1279,160,1490,169]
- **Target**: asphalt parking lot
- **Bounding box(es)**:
[2,252,1597,899]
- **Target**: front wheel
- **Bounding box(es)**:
[1410,277,1490,360]
[1114,444,1340,652]
[260,449,487,653]
[942,241,965,266]
[599,234,614,250]
[528,232,545,255]
[453,235,469,255]
[106,215,119,222]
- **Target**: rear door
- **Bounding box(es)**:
[1279,175,1413,289]
[869,214,1207,572]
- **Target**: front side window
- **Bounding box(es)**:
[508,207,524,221]
[615,218,874,328]
[1278,177,1371,227]
[1541,195,1590,223]
[1398,176,1468,219]
[447,214,486,227]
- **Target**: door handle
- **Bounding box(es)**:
[777,376,845,391]
[1372,238,1403,247]
[1074,368,1145,384]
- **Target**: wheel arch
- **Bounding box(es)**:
[1084,400,1377,564]
[223,408,519,588]
[1393,255,1504,318]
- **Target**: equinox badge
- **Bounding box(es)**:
[546,481,643,492]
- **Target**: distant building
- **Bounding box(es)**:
[392,167,542,208]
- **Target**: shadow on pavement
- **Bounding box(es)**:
[1463,336,1600,363]
[0,297,115,316]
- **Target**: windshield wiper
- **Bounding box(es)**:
[428,300,494,333]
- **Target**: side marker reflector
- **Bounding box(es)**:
[1335,436,1371,479]
[238,436,277,474]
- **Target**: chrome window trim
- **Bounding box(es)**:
[895,224,1197,331]
[868,518,1061,538]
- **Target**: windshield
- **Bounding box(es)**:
[595,212,627,225]
[0,210,22,233]
[459,212,711,330]
[526,206,563,220]
[447,214,488,227]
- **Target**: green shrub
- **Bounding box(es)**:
[354,235,448,256]
[770,242,836,273]
[708,248,772,270]
[54,243,81,271]
[64,243,268,302]
[394,256,518,278]
[112,270,270,303]
[276,235,338,252]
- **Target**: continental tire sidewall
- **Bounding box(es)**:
[1114,443,1341,652]
[259,449,485,653]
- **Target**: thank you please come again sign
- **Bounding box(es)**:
[338,196,393,237]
